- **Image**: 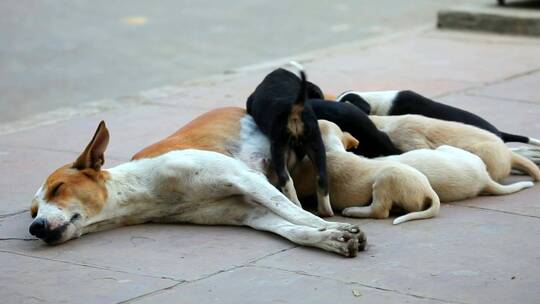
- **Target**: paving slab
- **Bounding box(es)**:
[467,69,540,104]
[0,251,177,304]
[253,206,540,304]
[132,265,441,304]
[0,212,294,281]
[306,31,540,97]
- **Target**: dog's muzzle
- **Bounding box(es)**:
[29,218,69,244]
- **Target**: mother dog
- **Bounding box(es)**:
[29,108,365,257]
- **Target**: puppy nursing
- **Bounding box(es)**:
[381,146,534,202]
[292,120,441,225]
[370,114,540,182]
[246,63,333,216]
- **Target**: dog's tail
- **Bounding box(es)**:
[501,132,540,147]
[393,191,441,225]
[511,152,540,181]
[483,179,534,195]
[289,61,307,107]
[286,61,308,137]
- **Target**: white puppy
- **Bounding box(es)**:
[380,146,534,202]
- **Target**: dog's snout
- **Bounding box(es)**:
[29,218,48,238]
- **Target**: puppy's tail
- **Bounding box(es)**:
[511,152,540,181]
[501,132,540,147]
[393,191,440,225]
[288,61,307,107]
[483,179,534,195]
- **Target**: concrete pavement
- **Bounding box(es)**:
[1,28,540,303]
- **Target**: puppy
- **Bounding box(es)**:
[308,100,401,158]
[291,120,440,225]
[246,63,333,216]
[370,114,540,181]
[337,90,540,146]
[380,146,534,202]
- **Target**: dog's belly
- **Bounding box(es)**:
[233,115,272,174]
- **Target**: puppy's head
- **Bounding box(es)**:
[318,120,359,152]
[337,92,371,114]
[29,121,110,244]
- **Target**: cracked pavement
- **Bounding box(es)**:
[1,28,540,303]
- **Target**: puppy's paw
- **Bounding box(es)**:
[318,207,335,217]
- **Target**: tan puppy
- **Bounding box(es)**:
[370,114,540,182]
[292,120,440,225]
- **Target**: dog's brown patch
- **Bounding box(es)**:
[133,107,245,159]
[42,165,109,216]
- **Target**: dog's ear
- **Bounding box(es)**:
[73,121,110,170]
[342,132,359,150]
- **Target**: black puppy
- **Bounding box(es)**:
[301,82,401,157]
[309,100,401,157]
[337,90,540,146]
[246,65,334,217]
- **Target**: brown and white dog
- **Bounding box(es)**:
[29,107,366,257]
[292,120,441,225]
[369,114,540,182]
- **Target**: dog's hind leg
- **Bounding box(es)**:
[342,182,392,220]
[270,143,302,207]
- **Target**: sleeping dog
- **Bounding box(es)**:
[29,109,366,257]
[292,120,441,225]
[337,90,540,146]
[246,63,333,216]
[370,114,540,181]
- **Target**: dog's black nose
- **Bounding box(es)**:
[29,218,48,238]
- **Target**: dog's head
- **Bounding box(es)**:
[317,120,359,152]
[29,121,110,244]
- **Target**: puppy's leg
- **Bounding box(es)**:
[510,146,540,167]
[165,197,361,257]
[271,143,302,207]
[305,125,334,217]
[342,181,392,220]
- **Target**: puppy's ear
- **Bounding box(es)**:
[323,93,336,101]
[342,132,359,150]
[73,121,110,170]
[306,81,325,99]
